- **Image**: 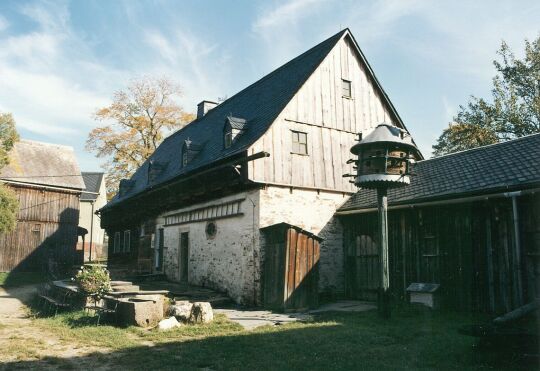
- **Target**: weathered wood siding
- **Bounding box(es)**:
[342,194,540,313]
[248,35,400,192]
[0,185,80,272]
[262,224,320,310]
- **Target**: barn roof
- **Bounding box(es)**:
[339,133,540,212]
[105,28,412,209]
[81,172,105,201]
[0,139,84,190]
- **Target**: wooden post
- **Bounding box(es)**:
[377,187,391,318]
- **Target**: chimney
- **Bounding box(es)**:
[197,100,218,119]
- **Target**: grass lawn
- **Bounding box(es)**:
[0,271,44,287]
[17,305,534,370]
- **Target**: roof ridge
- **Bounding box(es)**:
[19,138,75,150]
[423,132,540,162]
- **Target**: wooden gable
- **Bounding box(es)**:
[247,31,408,193]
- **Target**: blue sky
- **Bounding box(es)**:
[0,0,538,171]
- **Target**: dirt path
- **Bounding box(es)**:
[0,285,110,369]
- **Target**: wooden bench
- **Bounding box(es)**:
[84,295,119,325]
[38,283,73,316]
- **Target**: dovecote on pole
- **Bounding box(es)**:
[346,123,419,318]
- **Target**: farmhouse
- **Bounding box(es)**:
[337,134,540,313]
[99,29,417,306]
[0,140,84,272]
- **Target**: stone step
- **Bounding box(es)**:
[111,281,133,287]
[113,285,140,292]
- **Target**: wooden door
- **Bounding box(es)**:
[284,228,320,310]
[346,234,379,301]
[179,232,189,282]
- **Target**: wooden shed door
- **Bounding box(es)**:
[346,235,379,301]
[284,228,320,310]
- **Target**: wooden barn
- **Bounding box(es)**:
[0,140,84,272]
[337,134,540,313]
[99,29,416,307]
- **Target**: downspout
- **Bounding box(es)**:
[509,193,523,305]
[89,201,95,262]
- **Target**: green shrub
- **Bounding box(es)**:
[75,265,112,299]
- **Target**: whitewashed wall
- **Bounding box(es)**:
[259,185,347,293]
[158,189,261,305]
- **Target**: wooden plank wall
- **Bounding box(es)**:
[249,36,400,193]
[0,185,80,272]
[342,194,540,313]
[262,225,320,310]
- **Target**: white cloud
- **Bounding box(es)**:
[253,0,328,30]
[0,15,9,32]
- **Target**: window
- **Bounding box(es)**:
[224,131,233,149]
[114,232,121,253]
[182,150,189,167]
[291,131,308,155]
[205,221,217,239]
[342,79,352,98]
[123,230,131,252]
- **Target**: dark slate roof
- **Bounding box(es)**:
[105,29,349,207]
[0,139,84,190]
[339,133,540,211]
[81,172,104,201]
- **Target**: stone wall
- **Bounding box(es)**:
[158,190,261,305]
[259,185,348,294]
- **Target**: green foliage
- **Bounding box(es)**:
[433,36,540,156]
[0,112,19,169]
[0,112,19,234]
[75,265,112,299]
[0,184,18,233]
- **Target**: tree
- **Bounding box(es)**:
[86,77,194,198]
[433,36,540,156]
[0,112,19,233]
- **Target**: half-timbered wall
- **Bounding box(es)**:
[0,184,80,272]
[248,35,400,193]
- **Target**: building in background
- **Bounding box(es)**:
[78,172,107,262]
[0,140,84,272]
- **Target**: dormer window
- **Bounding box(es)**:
[224,131,233,149]
[148,160,168,184]
[182,138,203,167]
[224,116,246,149]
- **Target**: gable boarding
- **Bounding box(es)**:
[249,35,400,192]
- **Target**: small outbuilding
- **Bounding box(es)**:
[337,134,540,313]
[0,140,84,272]
[261,223,322,311]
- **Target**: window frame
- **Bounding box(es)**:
[123,230,131,252]
[224,131,233,149]
[291,130,308,155]
[113,232,121,253]
[342,79,352,98]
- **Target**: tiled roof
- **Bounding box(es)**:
[0,139,84,190]
[81,172,104,201]
[106,29,348,207]
[339,133,540,211]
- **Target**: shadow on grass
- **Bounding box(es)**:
[5,307,539,371]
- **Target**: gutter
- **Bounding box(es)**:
[335,187,540,215]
